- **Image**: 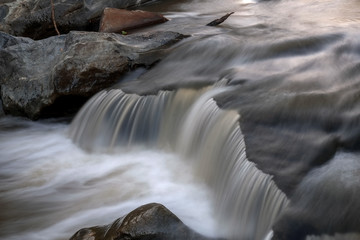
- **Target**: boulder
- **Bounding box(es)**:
[99,8,168,33]
[0,0,158,39]
[69,203,216,240]
[0,30,187,119]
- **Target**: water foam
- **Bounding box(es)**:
[69,86,289,239]
[0,117,215,240]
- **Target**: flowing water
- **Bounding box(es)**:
[0,117,217,240]
[1,0,360,240]
[69,86,288,239]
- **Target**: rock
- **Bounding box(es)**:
[0,98,4,117]
[0,32,62,118]
[206,12,234,27]
[0,0,157,39]
[69,203,216,240]
[0,5,9,22]
[271,154,360,240]
[0,30,33,48]
[99,8,168,33]
[0,31,187,119]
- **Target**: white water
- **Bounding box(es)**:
[1,0,360,239]
[69,86,289,240]
[0,118,217,240]
[0,81,289,240]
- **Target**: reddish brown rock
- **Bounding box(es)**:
[0,0,156,39]
[99,8,168,33]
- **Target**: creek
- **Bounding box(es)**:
[1,0,360,239]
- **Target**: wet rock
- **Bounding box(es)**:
[99,8,168,33]
[0,31,187,119]
[70,203,216,240]
[206,12,234,27]
[0,0,157,39]
[271,154,360,240]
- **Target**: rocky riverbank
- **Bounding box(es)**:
[0,30,187,119]
[0,0,156,39]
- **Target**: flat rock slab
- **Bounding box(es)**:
[99,8,168,33]
[0,30,187,119]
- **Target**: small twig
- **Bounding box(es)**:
[206,12,235,26]
[50,0,60,35]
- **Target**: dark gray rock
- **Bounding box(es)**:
[0,32,64,118]
[69,203,217,240]
[272,155,360,239]
[0,5,9,22]
[0,98,4,117]
[0,30,187,119]
[0,31,33,48]
[0,0,158,39]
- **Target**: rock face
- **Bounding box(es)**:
[99,8,168,33]
[70,203,215,240]
[0,0,157,39]
[0,31,187,119]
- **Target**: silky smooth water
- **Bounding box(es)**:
[69,86,289,239]
[0,117,217,240]
[1,0,360,239]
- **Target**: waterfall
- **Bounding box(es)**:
[69,86,289,240]
[70,90,173,151]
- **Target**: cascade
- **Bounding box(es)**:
[2,1,360,239]
[69,85,289,240]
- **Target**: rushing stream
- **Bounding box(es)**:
[0,117,217,240]
[1,0,360,240]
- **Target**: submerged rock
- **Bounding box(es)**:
[0,30,187,119]
[0,0,157,39]
[70,203,216,240]
[99,8,168,33]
